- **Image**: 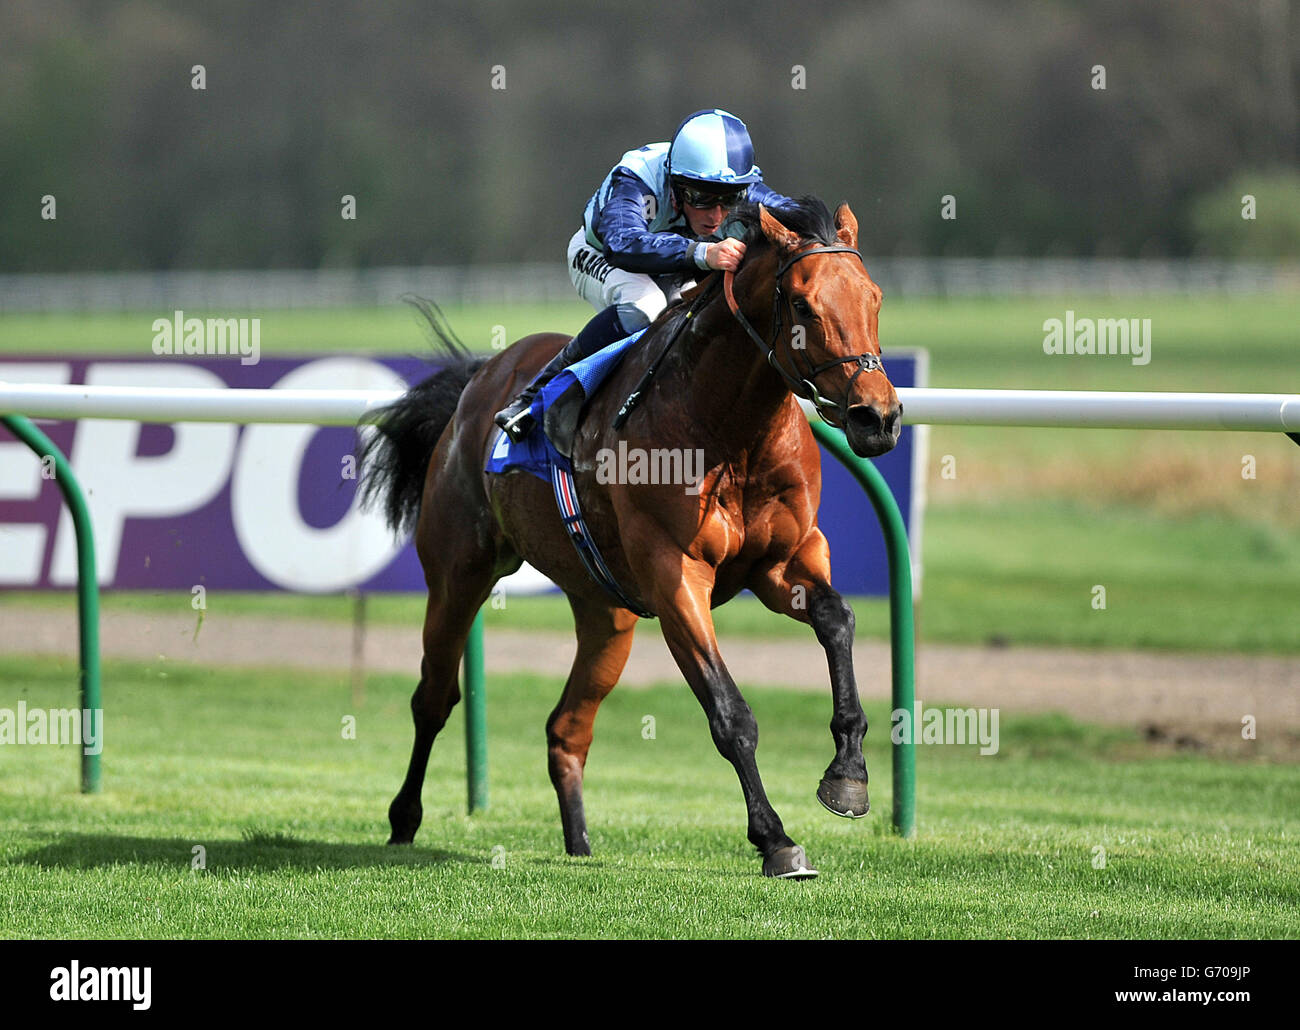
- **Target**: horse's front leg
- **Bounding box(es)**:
[750,530,870,818]
[646,555,817,878]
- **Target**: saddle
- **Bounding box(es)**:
[484,329,653,615]
[484,328,645,481]
[483,283,716,616]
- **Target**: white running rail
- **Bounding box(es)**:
[2,382,1298,433]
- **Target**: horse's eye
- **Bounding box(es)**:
[792,298,813,318]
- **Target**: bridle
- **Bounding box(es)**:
[723,244,884,427]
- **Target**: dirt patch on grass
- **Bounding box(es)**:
[3,607,1296,759]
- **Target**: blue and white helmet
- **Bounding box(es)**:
[667,109,763,188]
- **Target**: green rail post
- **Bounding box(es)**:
[1,414,102,793]
[810,422,916,838]
[463,608,488,813]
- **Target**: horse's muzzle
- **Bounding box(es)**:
[844,402,902,458]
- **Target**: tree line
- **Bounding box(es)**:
[1,0,1295,271]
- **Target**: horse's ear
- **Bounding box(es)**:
[759,204,800,252]
[834,203,858,248]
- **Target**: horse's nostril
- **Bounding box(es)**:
[847,405,883,436]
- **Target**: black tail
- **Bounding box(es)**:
[358,297,487,536]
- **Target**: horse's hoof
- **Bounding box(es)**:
[564,829,592,857]
[387,836,413,846]
[762,845,818,879]
[817,777,870,818]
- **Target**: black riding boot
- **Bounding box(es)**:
[494,305,628,442]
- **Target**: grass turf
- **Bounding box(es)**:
[1,655,1296,939]
[3,294,1297,395]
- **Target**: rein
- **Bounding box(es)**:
[723,244,883,426]
[611,275,722,430]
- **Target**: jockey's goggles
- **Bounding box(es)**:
[677,185,745,210]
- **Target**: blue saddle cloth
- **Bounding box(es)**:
[485,329,645,480]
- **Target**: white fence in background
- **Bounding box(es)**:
[3,382,1297,434]
[2,258,1298,313]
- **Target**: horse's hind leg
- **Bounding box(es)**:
[387,574,493,844]
[387,445,501,845]
[750,531,870,819]
[546,597,638,856]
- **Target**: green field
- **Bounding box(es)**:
[2,655,1297,939]
[3,295,1297,396]
[2,296,1298,654]
[3,494,1298,654]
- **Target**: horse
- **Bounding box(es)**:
[358,196,901,878]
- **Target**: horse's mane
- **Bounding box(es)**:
[654,194,839,327]
[636,195,838,394]
[730,194,840,250]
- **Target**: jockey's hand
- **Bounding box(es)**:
[705,238,746,271]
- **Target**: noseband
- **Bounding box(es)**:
[723,245,884,426]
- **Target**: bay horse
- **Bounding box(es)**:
[359,197,901,878]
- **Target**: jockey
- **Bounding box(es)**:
[494,108,793,441]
